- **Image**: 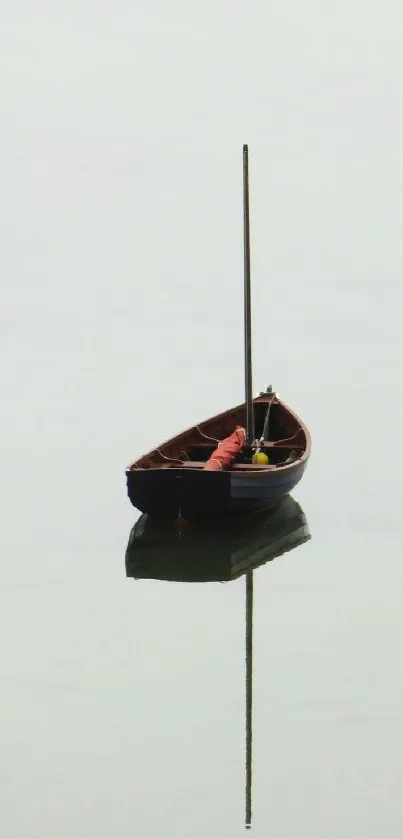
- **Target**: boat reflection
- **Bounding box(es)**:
[125,493,310,583]
[125,494,311,830]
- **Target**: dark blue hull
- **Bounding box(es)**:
[126,459,307,517]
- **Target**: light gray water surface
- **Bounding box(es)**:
[1,1,403,836]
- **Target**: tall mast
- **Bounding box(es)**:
[245,570,253,829]
[243,144,254,443]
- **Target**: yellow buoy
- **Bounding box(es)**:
[252,451,269,465]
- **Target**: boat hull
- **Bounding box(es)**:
[126,457,307,517]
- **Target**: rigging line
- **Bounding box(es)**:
[194,426,221,444]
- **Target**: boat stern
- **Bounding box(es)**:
[126,467,232,516]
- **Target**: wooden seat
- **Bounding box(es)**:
[179,460,274,470]
[231,462,275,470]
[191,441,302,450]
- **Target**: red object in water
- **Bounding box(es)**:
[203,426,246,471]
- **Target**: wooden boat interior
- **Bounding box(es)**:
[129,396,307,472]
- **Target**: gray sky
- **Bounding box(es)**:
[1,2,403,836]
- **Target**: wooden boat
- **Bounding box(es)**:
[125,492,311,582]
[125,146,311,517]
[126,390,311,517]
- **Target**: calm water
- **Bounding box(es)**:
[2,2,403,836]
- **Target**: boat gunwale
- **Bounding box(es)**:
[126,394,311,475]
